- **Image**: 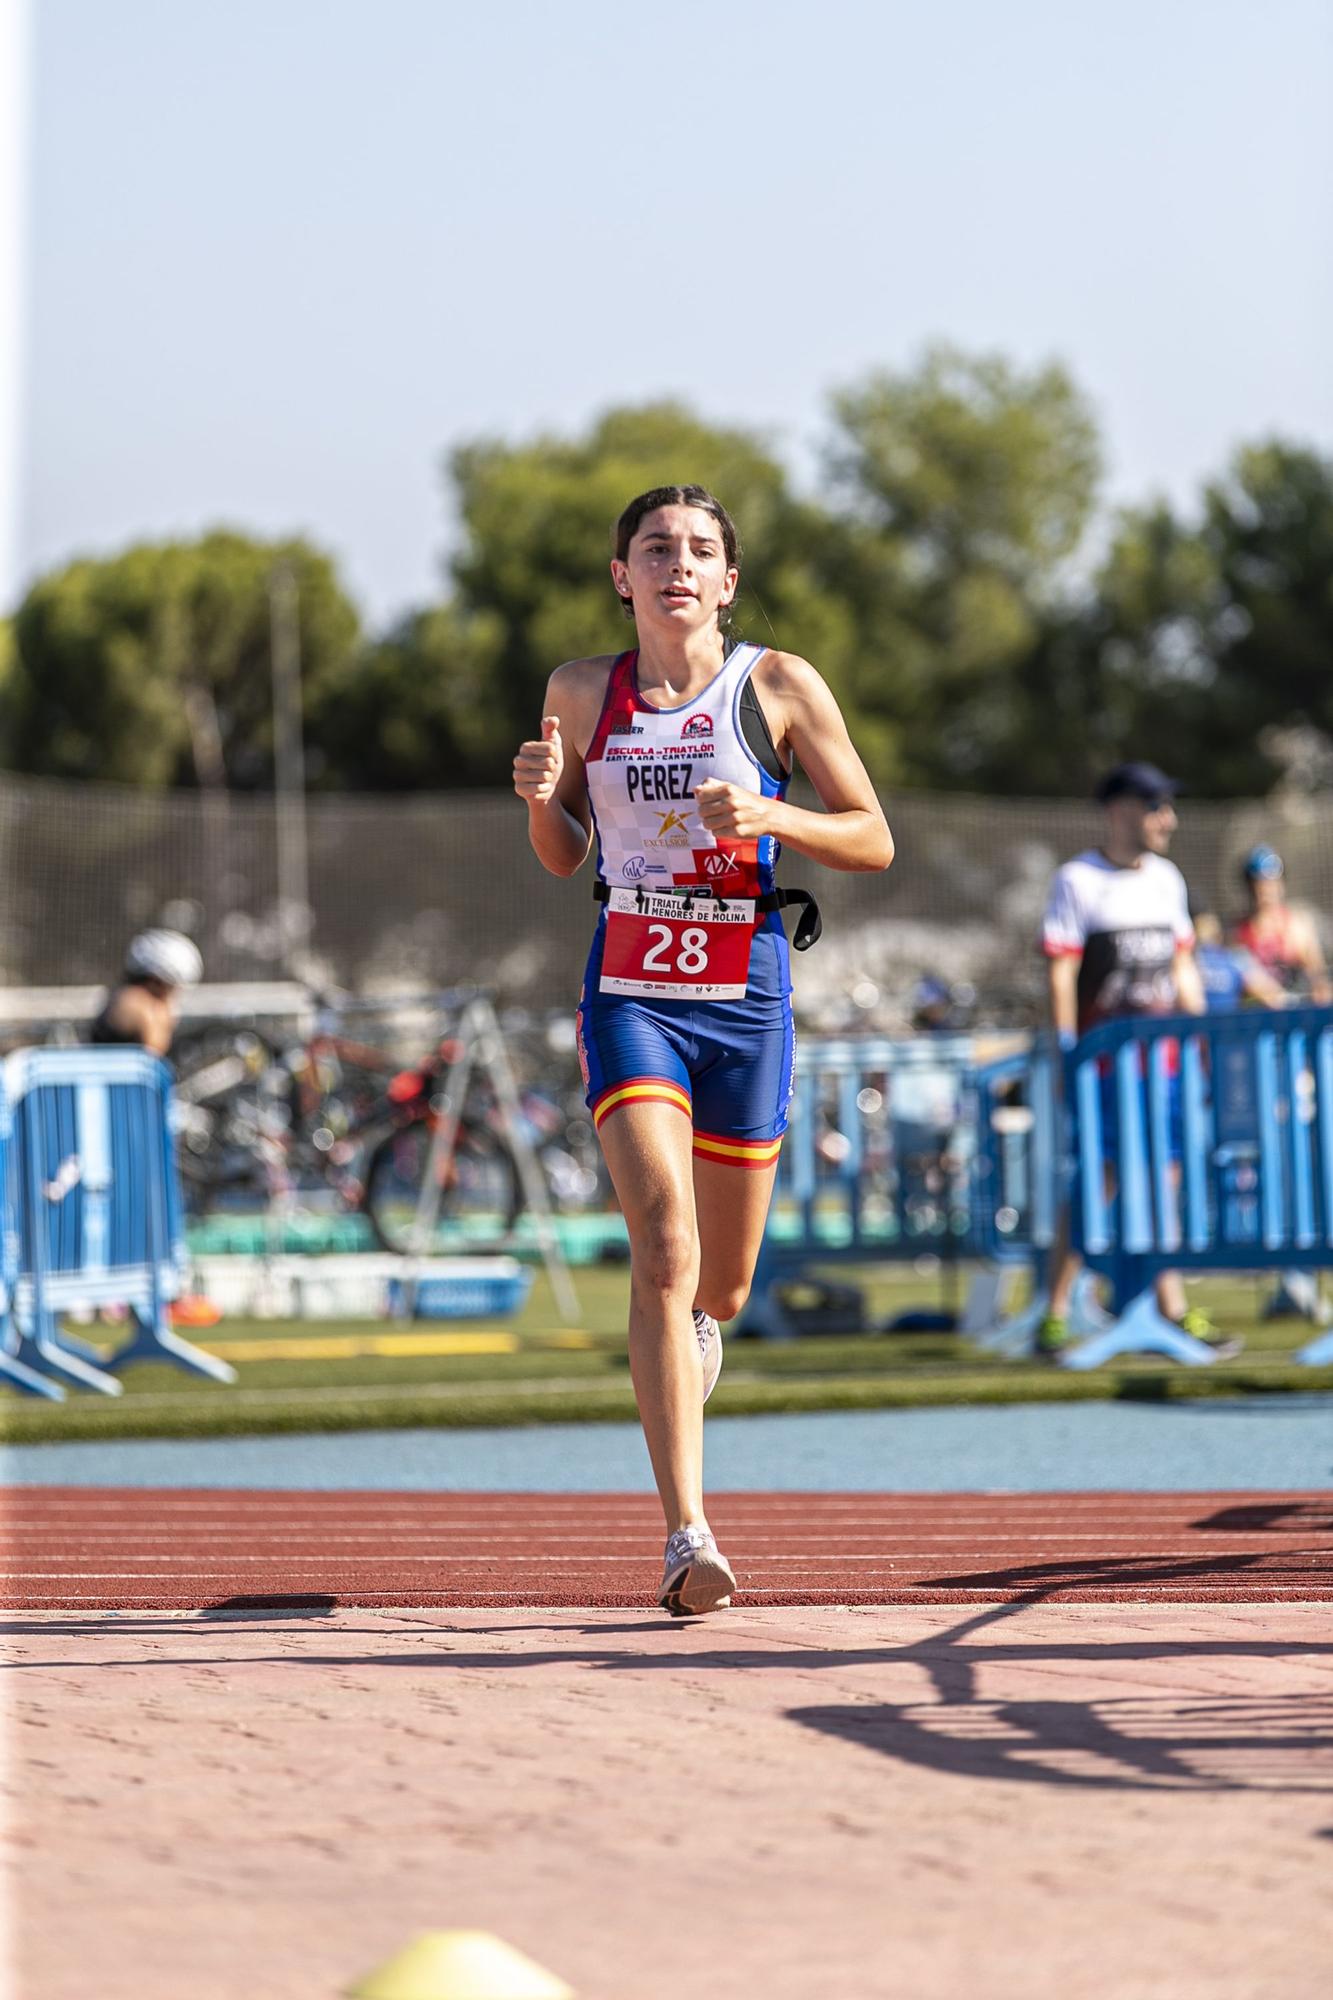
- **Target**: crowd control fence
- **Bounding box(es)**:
[740,1013,1333,1362]
[738,1032,1044,1339]
[4,1019,1332,1387]
[1064,1005,1333,1368]
[0,1047,236,1400]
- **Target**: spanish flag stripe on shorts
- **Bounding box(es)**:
[691,1128,784,1170]
[592,1077,693,1130]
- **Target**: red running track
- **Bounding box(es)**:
[4,1489,1331,1610]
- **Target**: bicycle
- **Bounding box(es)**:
[170,999,602,1249]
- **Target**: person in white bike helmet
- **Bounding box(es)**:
[90,928,203,1057]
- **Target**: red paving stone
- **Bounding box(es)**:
[9,1602,1333,2000]
[6,1487,1330,1608]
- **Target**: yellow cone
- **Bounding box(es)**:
[346,1930,575,2000]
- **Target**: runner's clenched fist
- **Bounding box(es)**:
[695,778,773,841]
[514,716,565,805]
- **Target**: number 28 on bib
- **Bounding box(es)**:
[599,888,757,1000]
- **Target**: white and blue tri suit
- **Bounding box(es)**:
[576,643,818,1169]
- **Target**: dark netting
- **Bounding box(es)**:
[2,773,1329,1027]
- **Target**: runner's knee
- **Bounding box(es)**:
[697,1277,751,1323]
[631,1220,698,1297]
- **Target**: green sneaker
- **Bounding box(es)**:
[1035,1314,1072,1358]
[1178,1309,1243,1360]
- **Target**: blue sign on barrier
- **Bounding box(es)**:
[1,1047,236,1398]
[733,1012,1333,1362]
[1066,1004,1333,1366]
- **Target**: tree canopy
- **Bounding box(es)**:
[2,533,359,789]
[5,352,1331,800]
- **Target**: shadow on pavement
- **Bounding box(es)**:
[7,1591,1333,1805]
[1192,1499,1333,1534]
[790,1687,1333,1793]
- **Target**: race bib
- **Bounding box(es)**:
[600,889,756,999]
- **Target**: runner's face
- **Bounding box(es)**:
[611,506,738,634]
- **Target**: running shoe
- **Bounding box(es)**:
[1178,1308,1243,1361]
[1035,1314,1072,1360]
[658,1525,736,1618]
[694,1308,723,1403]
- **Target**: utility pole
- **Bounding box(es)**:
[269,561,310,974]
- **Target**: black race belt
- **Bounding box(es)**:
[593,880,822,952]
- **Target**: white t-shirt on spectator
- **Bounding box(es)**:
[1042,849,1194,1031]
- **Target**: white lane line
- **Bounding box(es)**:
[13,1534,1318,1553]
[9,1586,1329,1605]
[8,1560,1319,1583]
[12,1492,1269,1504]
[10,1547,1318,1571]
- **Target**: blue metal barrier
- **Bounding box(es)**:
[971,1040,1062,1266]
[962,1038,1065,1354]
[0,1073,69,1399]
[1066,1005,1333,1367]
[2,1047,236,1397]
[738,1033,1039,1338]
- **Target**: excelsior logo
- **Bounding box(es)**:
[681,712,713,740]
[654,809,691,836]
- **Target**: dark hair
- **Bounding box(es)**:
[612,485,741,629]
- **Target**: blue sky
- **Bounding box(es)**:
[16,0,1333,626]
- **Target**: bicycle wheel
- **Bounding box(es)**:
[364,1117,523,1251]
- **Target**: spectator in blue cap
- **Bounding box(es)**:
[1231,845,1330,1004]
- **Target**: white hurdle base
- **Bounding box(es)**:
[962,1268,1110,1359]
[1059,1289,1219,1369]
[1296,1326,1333,1365]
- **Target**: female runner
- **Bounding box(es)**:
[513,486,893,1616]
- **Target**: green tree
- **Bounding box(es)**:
[1201,442,1333,793]
[352,363,1106,793]
[825,343,1103,785]
[436,401,865,783]
[3,532,361,788]
[314,602,505,791]
[1036,443,1333,801]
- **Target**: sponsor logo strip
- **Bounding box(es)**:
[691,1129,784,1169]
[592,1078,693,1130]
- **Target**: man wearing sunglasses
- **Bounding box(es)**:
[1038,762,1240,1359]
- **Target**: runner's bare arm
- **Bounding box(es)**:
[514,661,599,877]
[694,653,892,871]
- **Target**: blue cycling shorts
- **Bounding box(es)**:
[576,919,795,1169]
